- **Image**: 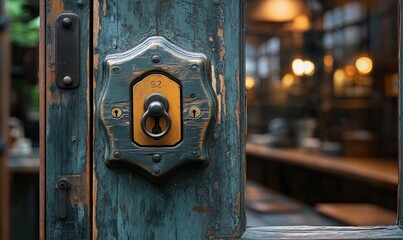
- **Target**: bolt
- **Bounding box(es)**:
[77,0,84,7]
[153,167,161,175]
[57,179,69,189]
[62,76,73,86]
[113,151,121,158]
[62,17,72,28]
[152,154,162,163]
[151,55,160,63]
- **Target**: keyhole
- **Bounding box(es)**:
[111,107,123,118]
[152,117,162,134]
[188,106,201,118]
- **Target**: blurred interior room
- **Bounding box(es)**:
[245,0,399,227]
[0,0,400,239]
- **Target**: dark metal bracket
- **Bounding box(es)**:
[56,13,80,89]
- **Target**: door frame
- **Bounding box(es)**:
[40,0,403,239]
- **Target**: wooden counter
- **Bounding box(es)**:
[246,143,398,189]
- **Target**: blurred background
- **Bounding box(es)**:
[0,0,399,239]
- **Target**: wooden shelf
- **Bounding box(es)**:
[246,143,398,189]
[315,203,396,226]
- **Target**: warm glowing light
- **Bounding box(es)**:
[292,59,305,76]
[333,69,346,97]
[290,15,310,31]
[355,57,373,75]
[324,55,333,71]
[251,0,305,22]
[245,76,256,90]
[282,73,295,88]
[303,60,315,76]
[345,65,356,76]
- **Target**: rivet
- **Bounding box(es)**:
[153,168,161,175]
[151,55,160,63]
[62,76,73,86]
[62,17,72,28]
[77,0,84,7]
[213,0,220,5]
[57,179,69,190]
[113,151,121,158]
[192,151,198,156]
[71,136,77,142]
[152,154,162,163]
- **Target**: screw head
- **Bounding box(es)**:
[113,151,121,158]
[153,167,161,175]
[151,55,160,63]
[62,76,73,86]
[62,17,72,28]
[77,0,84,7]
[57,179,69,189]
[152,154,162,162]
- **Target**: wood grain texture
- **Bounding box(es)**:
[93,0,245,239]
[398,0,403,228]
[242,226,403,240]
[39,0,45,238]
[44,0,91,239]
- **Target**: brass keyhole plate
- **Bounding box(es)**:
[188,106,201,118]
[132,73,182,146]
[111,106,123,118]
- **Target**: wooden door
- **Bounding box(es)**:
[42,1,245,239]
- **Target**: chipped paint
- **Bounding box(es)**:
[103,0,107,16]
[193,206,212,213]
[93,171,98,240]
[219,74,226,115]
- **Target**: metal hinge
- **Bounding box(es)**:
[56,13,80,89]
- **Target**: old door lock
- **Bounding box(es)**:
[141,93,171,140]
[98,36,217,183]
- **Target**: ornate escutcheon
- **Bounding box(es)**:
[97,36,217,183]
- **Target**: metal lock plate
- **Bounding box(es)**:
[97,37,216,183]
[132,73,182,146]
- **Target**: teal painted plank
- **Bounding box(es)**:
[242,226,403,240]
[93,0,245,239]
[45,0,91,239]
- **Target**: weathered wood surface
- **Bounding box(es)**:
[398,0,403,229]
[43,0,91,239]
[242,226,403,240]
[93,0,245,239]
